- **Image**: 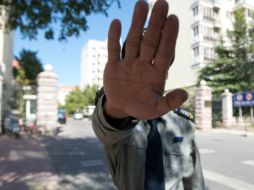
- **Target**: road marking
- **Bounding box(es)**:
[51,152,85,156]
[80,159,104,167]
[199,149,215,154]
[86,139,99,144]
[203,169,254,190]
[241,160,254,167]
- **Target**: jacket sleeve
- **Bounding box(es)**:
[92,95,138,144]
[182,139,205,190]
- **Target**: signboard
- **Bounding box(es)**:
[233,91,254,107]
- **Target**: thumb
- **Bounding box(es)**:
[157,89,188,113]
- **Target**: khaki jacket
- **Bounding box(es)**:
[92,96,205,190]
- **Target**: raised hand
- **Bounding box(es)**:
[103,0,188,120]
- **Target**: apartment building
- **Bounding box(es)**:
[80,40,107,89]
[148,0,198,90]
[148,0,254,90]
[191,0,254,68]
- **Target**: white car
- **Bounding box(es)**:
[83,105,96,117]
[73,112,83,120]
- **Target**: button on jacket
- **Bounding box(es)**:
[92,96,205,190]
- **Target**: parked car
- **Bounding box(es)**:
[58,110,67,124]
[73,112,83,120]
[83,105,96,118]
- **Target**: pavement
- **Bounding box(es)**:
[0,126,253,190]
[196,126,254,136]
[0,134,60,190]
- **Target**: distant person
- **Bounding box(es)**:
[92,0,205,189]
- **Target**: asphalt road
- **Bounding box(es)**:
[45,118,116,190]
[45,118,254,190]
[197,131,254,190]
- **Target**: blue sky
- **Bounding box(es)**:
[14,0,138,86]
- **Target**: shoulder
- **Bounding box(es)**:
[173,108,194,123]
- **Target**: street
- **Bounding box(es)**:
[45,118,254,190]
[197,130,254,190]
[1,118,254,190]
[44,118,116,190]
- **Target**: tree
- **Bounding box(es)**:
[65,88,85,115]
[64,85,98,115]
[0,0,120,41]
[199,45,240,97]
[14,49,43,85]
[11,49,43,115]
[83,85,98,106]
[231,9,250,91]
[199,9,254,97]
[247,11,254,90]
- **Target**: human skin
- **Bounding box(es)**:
[103,0,188,120]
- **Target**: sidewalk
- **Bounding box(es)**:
[0,135,60,190]
[196,126,254,136]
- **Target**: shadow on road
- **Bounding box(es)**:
[0,135,54,190]
[44,136,116,190]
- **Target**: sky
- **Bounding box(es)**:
[13,0,138,86]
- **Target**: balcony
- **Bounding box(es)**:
[213,0,221,10]
[203,15,215,23]
[203,35,216,42]
[213,20,222,29]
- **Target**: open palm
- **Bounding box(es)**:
[103,0,188,120]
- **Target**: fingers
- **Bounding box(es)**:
[108,19,122,63]
[155,15,179,73]
[157,89,188,113]
[140,0,168,62]
[124,0,148,61]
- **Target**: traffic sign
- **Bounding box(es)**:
[233,92,254,107]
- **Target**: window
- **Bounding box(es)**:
[193,26,199,36]
[193,47,199,56]
[226,11,232,20]
[203,26,213,39]
[204,47,214,60]
[203,6,214,20]
[247,9,253,18]
[193,6,198,16]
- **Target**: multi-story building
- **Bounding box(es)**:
[192,0,254,67]
[148,0,198,90]
[80,40,107,89]
[0,5,13,132]
[148,0,254,90]
[191,0,254,68]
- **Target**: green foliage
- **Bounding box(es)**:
[1,0,120,41]
[199,9,254,97]
[64,85,98,115]
[181,86,196,114]
[65,88,85,114]
[14,49,43,85]
[15,67,29,86]
[12,49,43,113]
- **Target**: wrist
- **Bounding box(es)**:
[104,100,129,119]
